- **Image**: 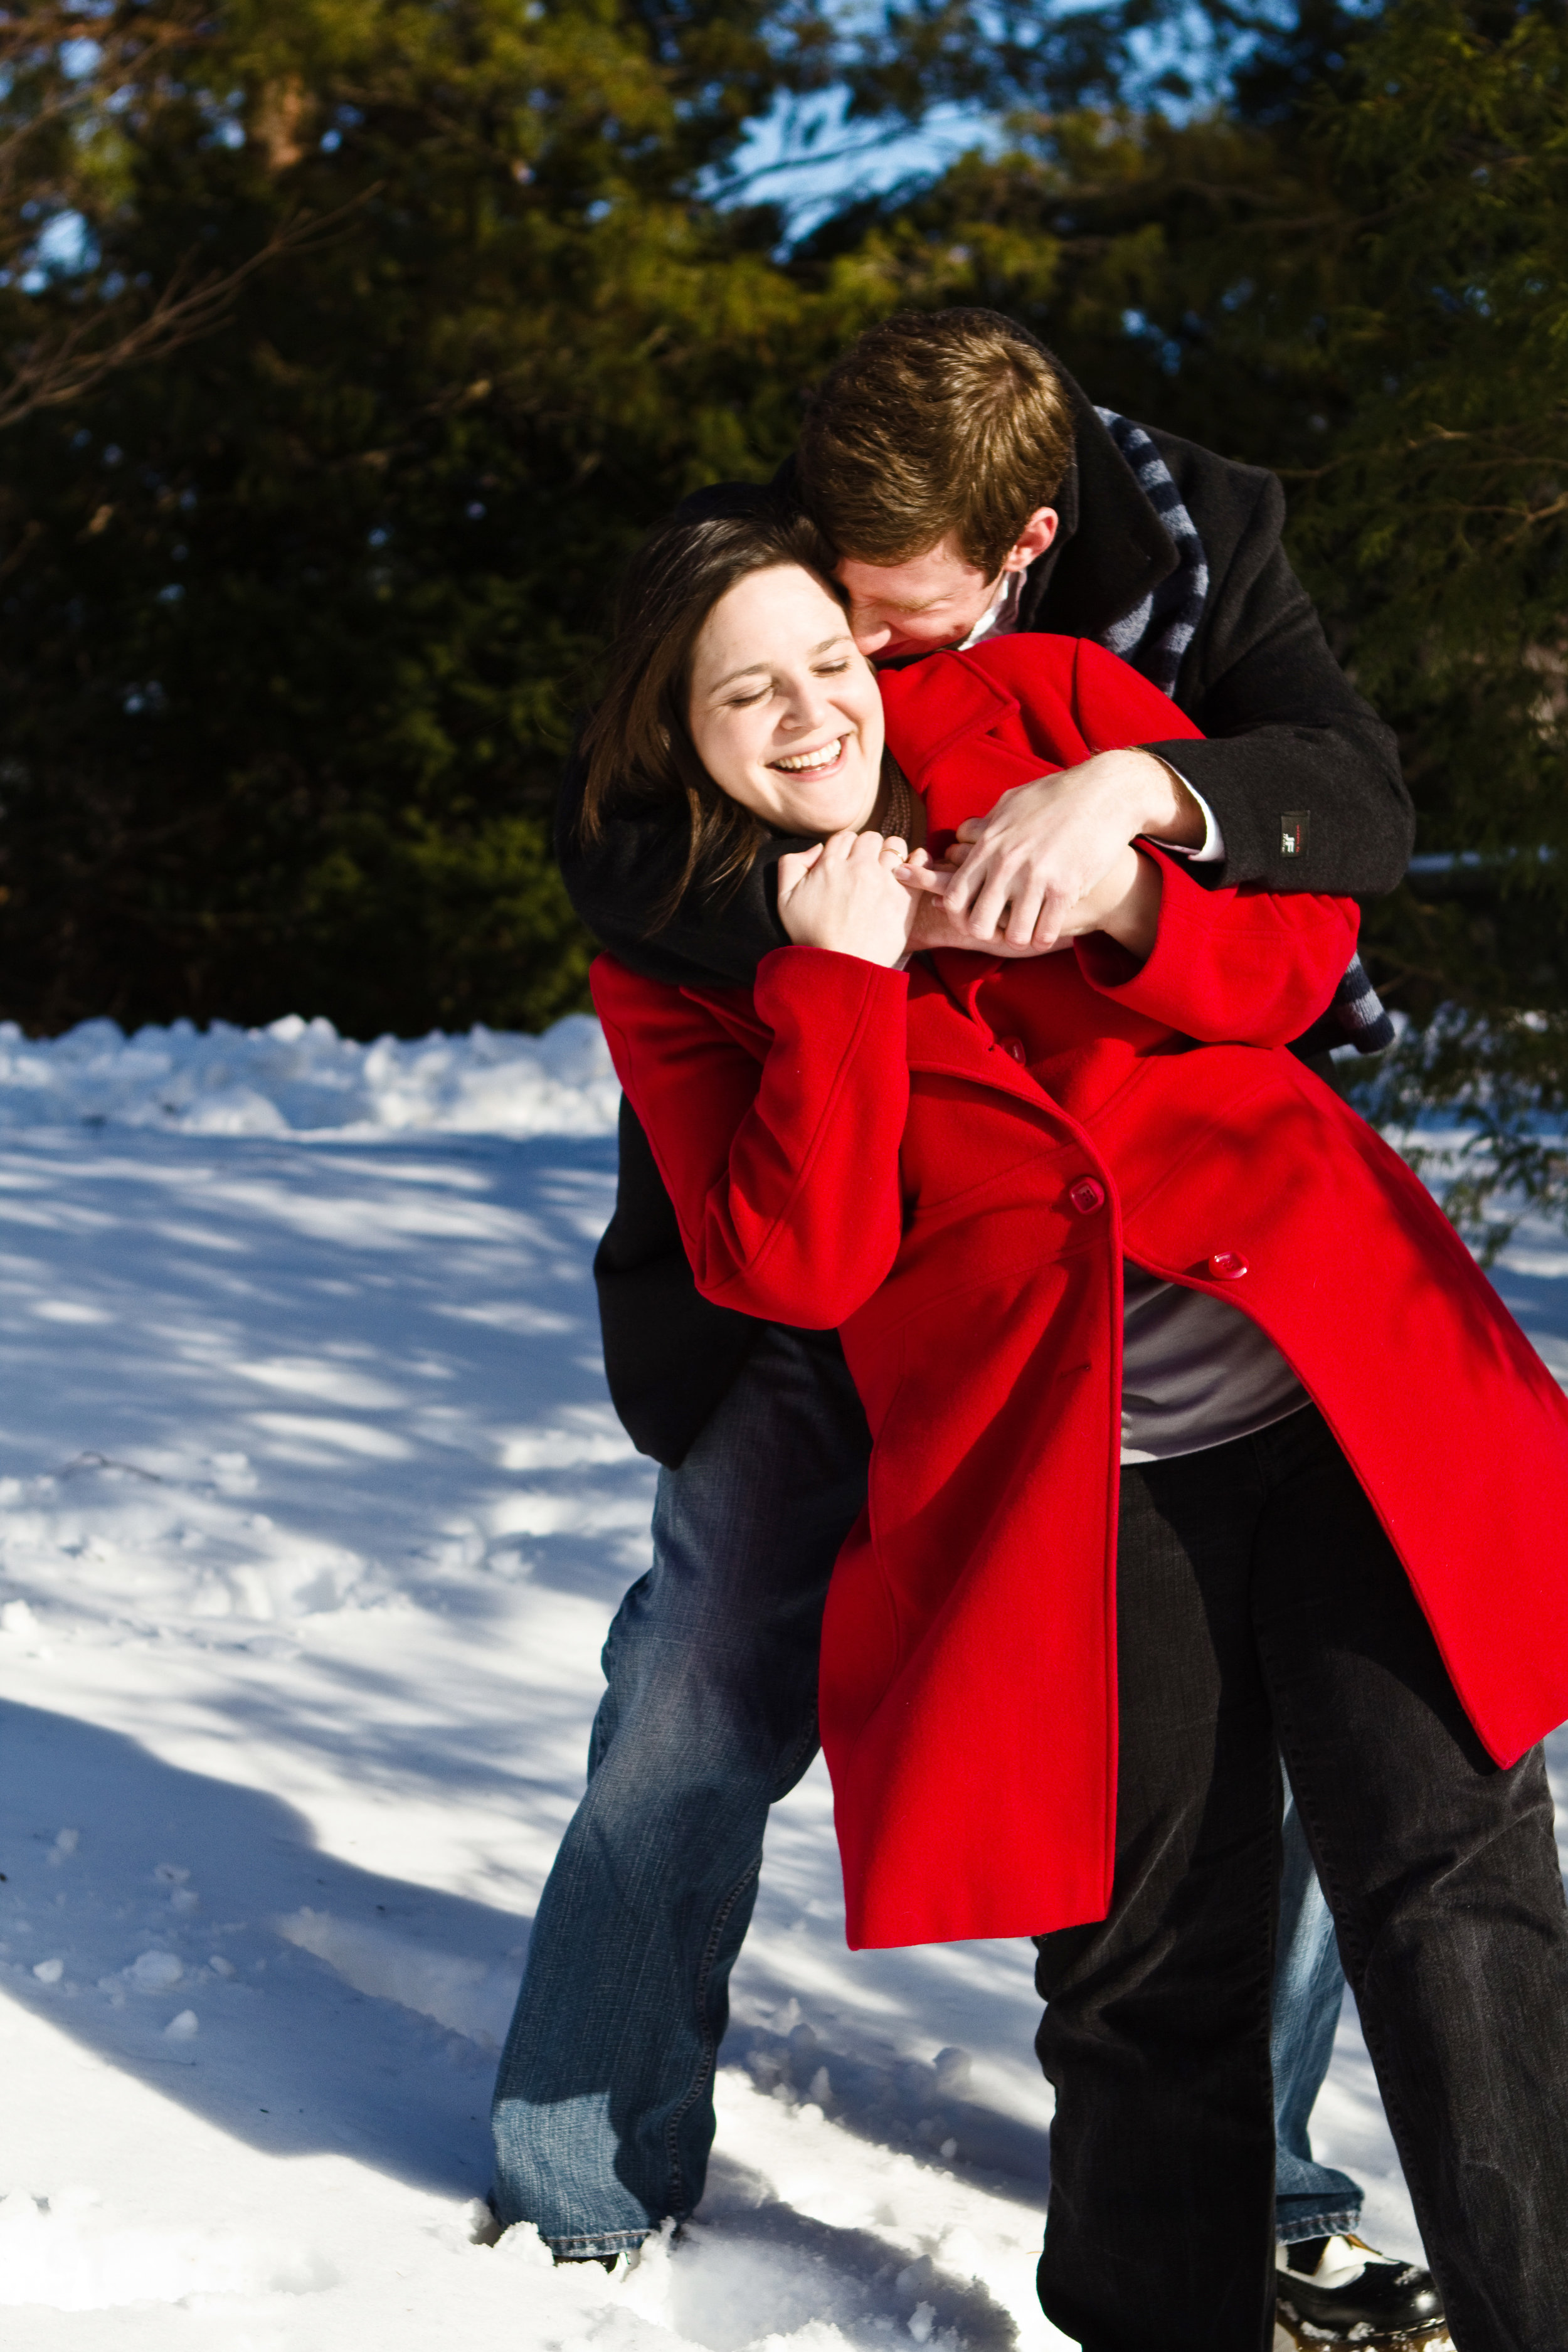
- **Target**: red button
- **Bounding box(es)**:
[1069,1178,1106,1216]
[1208,1249,1248,1279]
[997,1036,1026,1062]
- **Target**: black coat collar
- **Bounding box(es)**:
[1014,347,1179,639]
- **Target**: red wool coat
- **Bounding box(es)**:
[592,634,1568,1951]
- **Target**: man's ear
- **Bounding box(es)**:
[1004,507,1058,571]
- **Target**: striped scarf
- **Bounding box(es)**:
[1093,410,1394,1056]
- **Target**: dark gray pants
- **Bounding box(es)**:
[1036,1404,1568,2352]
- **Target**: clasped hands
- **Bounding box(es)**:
[777,748,1179,970]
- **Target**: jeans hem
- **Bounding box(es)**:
[547,2230,652,2261]
[1276,2207,1362,2248]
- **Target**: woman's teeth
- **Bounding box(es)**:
[772,738,845,773]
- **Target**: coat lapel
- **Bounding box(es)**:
[879,659,1018,797]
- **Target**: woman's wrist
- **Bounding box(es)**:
[1096,847,1162,959]
[779,938,908,971]
[1062,844,1160,960]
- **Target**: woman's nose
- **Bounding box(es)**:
[780,676,835,731]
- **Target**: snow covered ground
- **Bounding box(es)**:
[0,1015,1564,2351]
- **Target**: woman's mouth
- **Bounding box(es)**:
[770,736,848,776]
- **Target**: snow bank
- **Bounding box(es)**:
[0,2191,338,2311]
[0,1013,620,1138]
[11,1118,1557,2345]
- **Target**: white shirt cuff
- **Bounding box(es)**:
[1147,767,1225,865]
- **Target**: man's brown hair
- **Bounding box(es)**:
[797,309,1074,578]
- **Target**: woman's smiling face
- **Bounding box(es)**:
[686,564,886,834]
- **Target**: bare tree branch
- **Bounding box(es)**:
[0,4,204,191]
[0,190,377,434]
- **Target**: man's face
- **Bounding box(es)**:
[834,508,1058,659]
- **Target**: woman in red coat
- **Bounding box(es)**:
[577,500,1568,2351]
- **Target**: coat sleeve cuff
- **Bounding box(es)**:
[1074,850,1359,1045]
[753,943,911,1028]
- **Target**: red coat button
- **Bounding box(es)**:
[997,1036,1026,1062]
[1069,1178,1106,1216]
[1208,1249,1248,1279]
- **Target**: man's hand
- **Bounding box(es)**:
[899,748,1200,947]
[904,874,1067,958]
[903,840,1162,962]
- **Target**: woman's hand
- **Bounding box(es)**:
[903,866,1066,959]
[776,830,917,968]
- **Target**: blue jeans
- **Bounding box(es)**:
[1273,1783,1362,2243]
[490,1327,1363,2255]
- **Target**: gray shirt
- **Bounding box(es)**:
[1120,1264,1307,1463]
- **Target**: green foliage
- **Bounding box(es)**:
[1283,0,1568,1236]
[0,0,891,1034]
[797,105,1334,460]
[807,6,1568,1239]
[1,0,1564,1148]
[1351,1004,1568,1263]
[1288,0,1568,840]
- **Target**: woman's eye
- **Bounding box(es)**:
[814,660,850,677]
[727,689,767,707]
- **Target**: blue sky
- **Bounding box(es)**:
[709,88,999,238]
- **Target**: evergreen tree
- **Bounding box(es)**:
[1282,0,1568,1241]
[809,2,1568,1238]
[0,0,889,1034]
[3,0,1563,1209]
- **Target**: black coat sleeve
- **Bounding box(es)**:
[593,1094,764,1463]
[556,748,795,989]
[1140,458,1412,896]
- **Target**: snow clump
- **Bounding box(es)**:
[0,1012,619,1138]
[125,1951,183,1991]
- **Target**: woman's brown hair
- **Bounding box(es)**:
[578,486,916,932]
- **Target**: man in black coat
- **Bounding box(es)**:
[490,313,1443,2351]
